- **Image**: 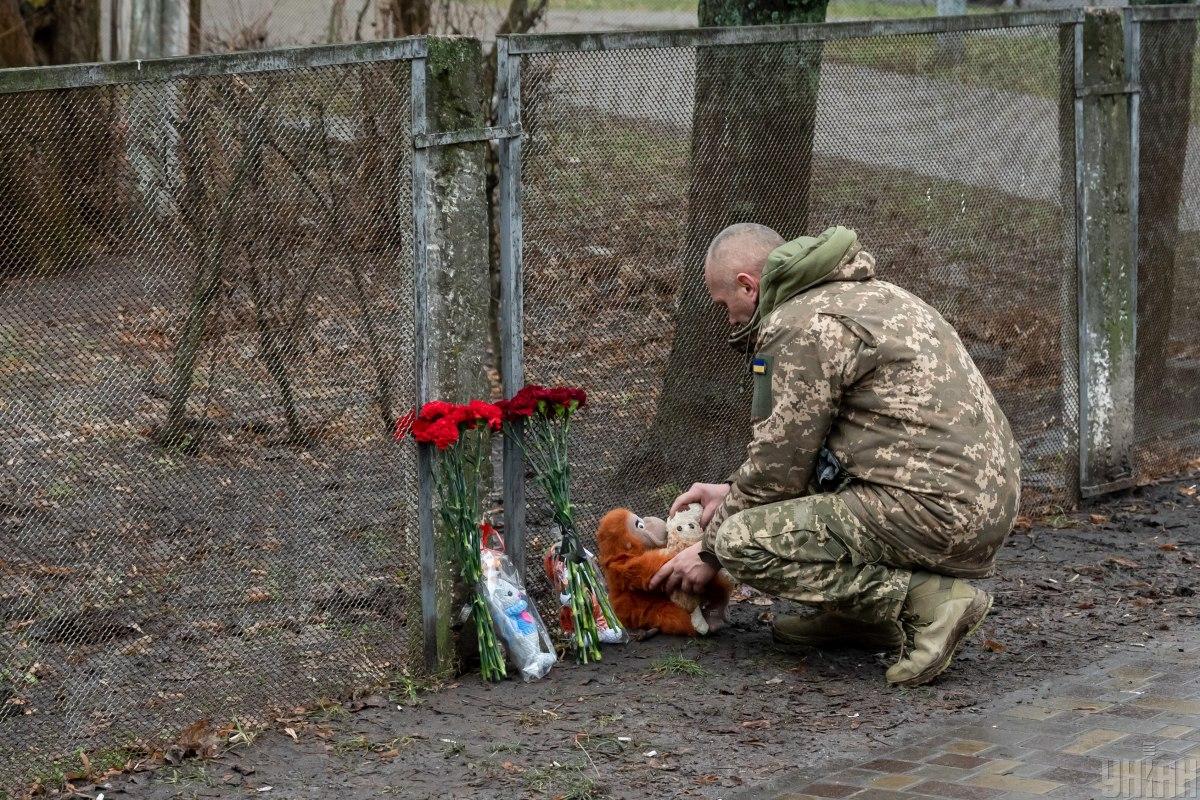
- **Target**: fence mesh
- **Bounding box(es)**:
[1134,18,1200,481]
[515,25,1080,594]
[0,60,418,788]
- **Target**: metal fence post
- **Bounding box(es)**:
[496,38,528,578]
[412,36,493,672]
[1075,8,1139,498]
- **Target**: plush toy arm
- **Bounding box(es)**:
[618,550,675,591]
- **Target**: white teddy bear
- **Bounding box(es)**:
[662,502,727,635]
[665,502,705,553]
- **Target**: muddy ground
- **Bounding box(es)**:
[80,472,1200,800]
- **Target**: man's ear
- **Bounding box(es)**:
[735,271,759,298]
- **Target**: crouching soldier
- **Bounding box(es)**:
[652,224,1021,686]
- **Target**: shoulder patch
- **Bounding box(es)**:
[752,357,768,375]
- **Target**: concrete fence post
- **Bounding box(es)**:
[1075,8,1138,498]
[411,37,493,673]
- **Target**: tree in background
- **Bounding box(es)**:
[612,0,830,493]
[1131,1,1196,420]
[0,0,100,278]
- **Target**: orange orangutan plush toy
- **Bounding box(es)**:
[597,508,732,636]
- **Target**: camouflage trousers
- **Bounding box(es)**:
[712,494,911,624]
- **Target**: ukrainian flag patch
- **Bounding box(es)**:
[752,358,768,375]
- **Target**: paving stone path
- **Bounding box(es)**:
[751,641,1200,800]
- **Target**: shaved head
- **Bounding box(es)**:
[703,223,784,326]
[705,223,785,277]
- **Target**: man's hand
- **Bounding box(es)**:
[649,541,716,596]
[670,482,731,528]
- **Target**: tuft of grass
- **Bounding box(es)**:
[228,716,259,749]
[155,764,216,787]
[525,760,605,799]
[30,746,139,790]
[650,651,707,677]
[388,669,443,705]
[1040,506,1079,529]
[308,699,350,721]
[334,734,415,756]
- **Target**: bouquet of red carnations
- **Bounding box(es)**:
[396,401,507,681]
[500,385,624,663]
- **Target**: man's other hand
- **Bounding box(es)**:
[649,541,716,595]
[670,482,731,528]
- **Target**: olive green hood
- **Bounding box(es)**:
[729,226,864,351]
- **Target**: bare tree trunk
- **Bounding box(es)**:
[248,266,307,444]
[25,0,101,64]
[188,0,201,52]
[0,0,92,280]
[1132,7,1195,419]
[158,93,271,450]
[383,0,430,36]
[327,0,347,43]
[0,0,37,66]
[497,0,548,35]
[609,0,829,493]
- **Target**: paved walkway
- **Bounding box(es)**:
[751,642,1200,800]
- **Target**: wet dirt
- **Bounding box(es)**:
[93,473,1200,800]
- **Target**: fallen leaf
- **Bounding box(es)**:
[283,727,298,742]
[166,718,220,764]
[749,596,773,606]
[245,588,271,604]
[1160,543,1179,551]
[1089,514,1109,525]
[740,720,771,729]
[1180,485,1197,498]
[501,761,520,773]
[1013,515,1032,531]
[1077,601,1096,610]
[982,639,1006,653]
[1106,557,1140,570]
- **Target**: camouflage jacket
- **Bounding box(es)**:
[704,243,1021,578]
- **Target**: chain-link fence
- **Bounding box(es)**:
[502,14,1085,592]
[1133,11,1200,481]
[0,42,427,789]
[3,7,1198,793]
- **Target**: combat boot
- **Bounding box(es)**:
[886,572,992,687]
[772,611,904,652]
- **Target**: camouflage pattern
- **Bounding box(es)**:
[704,246,1022,578]
[713,493,911,623]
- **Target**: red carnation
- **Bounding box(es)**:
[412,414,461,449]
[393,407,417,441]
[420,400,458,421]
[500,384,546,421]
[544,386,586,412]
[466,400,503,431]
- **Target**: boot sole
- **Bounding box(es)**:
[890,592,993,688]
